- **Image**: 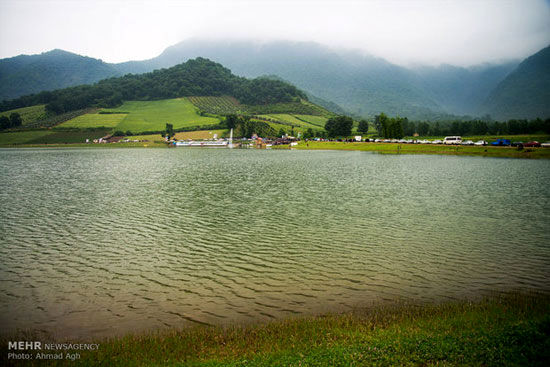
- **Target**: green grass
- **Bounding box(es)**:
[57,113,127,129]
[410,134,550,143]
[297,141,550,158]
[187,96,332,116]
[258,114,323,129]
[101,98,220,133]
[3,292,548,366]
[188,96,244,115]
[0,130,52,145]
[25,130,111,144]
[293,114,328,128]
[0,105,47,126]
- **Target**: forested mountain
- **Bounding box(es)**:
[479,45,550,120]
[411,62,518,116]
[2,40,546,120]
[128,40,445,119]
[0,49,120,101]
[0,58,307,114]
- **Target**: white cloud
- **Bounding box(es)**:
[0,0,549,66]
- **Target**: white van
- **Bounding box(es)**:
[443,136,462,145]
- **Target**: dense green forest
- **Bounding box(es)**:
[371,114,550,139]
[0,58,307,115]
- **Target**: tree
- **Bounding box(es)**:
[325,115,353,137]
[224,114,239,129]
[357,119,369,134]
[9,112,22,127]
[303,128,314,139]
[430,122,441,136]
[417,122,429,136]
[0,115,10,130]
[164,123,175,139]
[373,114,384,135]
[278,128,286,137]
[379,115,404,139]
[402,118,415,136]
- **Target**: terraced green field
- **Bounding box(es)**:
[57,113,127,129]
[293,114,328,127]
[258,114,324,129]
[101,98,221,133]
[0,104,47,125]
[188,96,331,116]
[188,96,243,114]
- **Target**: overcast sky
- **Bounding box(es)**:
[1,0,549,66]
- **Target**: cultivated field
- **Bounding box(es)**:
[0,129,109,145]
[188,96,332,116]
[0,130,52,145]
[188,96,243,114]
[101,98,221,133]
[258,114,325,129]
[57,113,127,129]
[293,114,329,127]
[0,104,47,125]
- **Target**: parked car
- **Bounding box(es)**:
[541,142,550,148]
[474,140,488,146]
[443,136,462,145]
[490,139,511,146]
[432,139,443,144]
[511,141,524,147]
[461,140,474,145]
[524,141,541,147]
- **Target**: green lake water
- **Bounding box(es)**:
[1,148,549,338]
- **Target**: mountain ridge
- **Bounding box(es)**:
[2,40,546,120]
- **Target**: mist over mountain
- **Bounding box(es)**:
[2,39,547,120]
[479,45,550,120]
[411,62,518,116]
[118,40,447,119]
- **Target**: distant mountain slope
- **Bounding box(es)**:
[412,62,518,116]
[0,58,309,115]
[118,39,522,120]
[480,45,550,120]
[0,49,120,101]
[0,40,536,120]
[130,39,445,119]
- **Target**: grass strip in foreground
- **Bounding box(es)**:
[297,141,550,159]
[2,292,549,366]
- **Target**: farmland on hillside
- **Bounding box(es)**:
[101,98,220,133]
[188,96,331,116]
[188,96,243,114]
[0,130,52,145]
[257,114,324,129]
[57,113,127,129]
[0,104,47,125]
[293,114,328,127]
[26,129,110,144]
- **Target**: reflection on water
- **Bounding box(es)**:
[0,148,549,338]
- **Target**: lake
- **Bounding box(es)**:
[1,148,549,338]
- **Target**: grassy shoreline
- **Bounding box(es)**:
[295,141,550,159]
[3,292,549,366]
[2,140,550,159]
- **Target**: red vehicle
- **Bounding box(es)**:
[524,141,541,147]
